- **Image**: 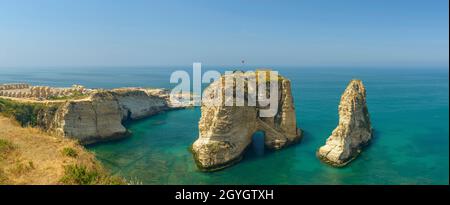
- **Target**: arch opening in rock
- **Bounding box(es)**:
[250,130,266,157]
[192,71,302,171]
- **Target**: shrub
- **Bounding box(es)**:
[0,98,55,127]
[61,147,78,158]
[47,90,87,100]
[59,164,124,185]
[60,165,98,185]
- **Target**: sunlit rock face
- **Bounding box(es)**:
[192,71,302,171]
[57,92,127,144]
[317,79,373,167]
[37,88,186,144]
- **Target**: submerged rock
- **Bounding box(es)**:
[317,79,373,167]
[192,71,302,171]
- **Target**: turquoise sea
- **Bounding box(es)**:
[1,66,448,185]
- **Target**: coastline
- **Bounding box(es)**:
[0,85,192,145]
[0,84,191,184]
[1,67,449,185]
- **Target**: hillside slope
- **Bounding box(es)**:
[0,116,123,185]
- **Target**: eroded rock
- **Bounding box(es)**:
[36,88,187,144]
[112,88,168,121]
[317,79,373,167]
[192,71,302,171]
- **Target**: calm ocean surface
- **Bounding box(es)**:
[1,66,448,184]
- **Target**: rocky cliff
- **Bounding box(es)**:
[112,88,168,120]
[37,88,184,144]
[317,79,372,167]
[192,71,302,171]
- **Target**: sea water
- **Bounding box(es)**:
[1,66,448,184]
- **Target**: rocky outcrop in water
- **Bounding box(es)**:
[192,71,302,171]
[317,79,372,167]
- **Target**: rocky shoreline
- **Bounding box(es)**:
[0,84,191,145]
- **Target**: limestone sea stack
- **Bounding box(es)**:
[317,79,373,167]
[192,71,302,171]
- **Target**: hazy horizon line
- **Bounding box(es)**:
[0,64,449,70]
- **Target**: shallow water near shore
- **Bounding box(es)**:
[1,66,448,184]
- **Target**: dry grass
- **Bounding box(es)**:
[0,116,123,185]
[0,139,16,159]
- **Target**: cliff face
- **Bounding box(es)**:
[317,79,372,167]
[112,88,168,121]
[192,72,302,171]
[38,88,177,144]
[55,92,127,144]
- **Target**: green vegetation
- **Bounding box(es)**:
[0,98,59,127]
[61,147,78,158]
[47,90,88,100]
[59,164,125,185]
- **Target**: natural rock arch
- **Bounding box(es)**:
[192,71,302,171]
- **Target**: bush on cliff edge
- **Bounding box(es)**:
[59,164,125,185]
[0,98,54,127]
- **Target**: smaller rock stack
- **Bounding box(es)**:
[317,79,372,167]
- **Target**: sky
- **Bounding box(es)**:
[0,0,448,67]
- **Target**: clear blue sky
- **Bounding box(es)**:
[0,0,448,67]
